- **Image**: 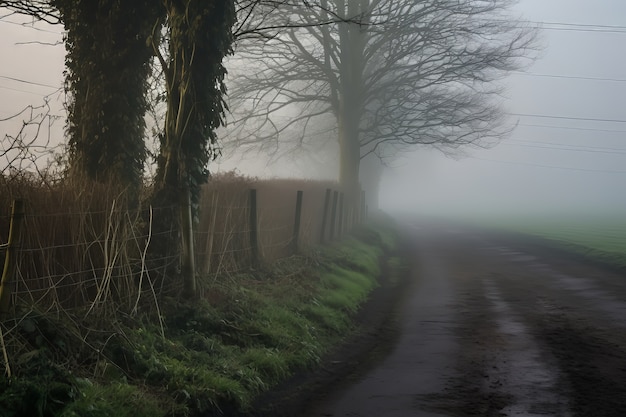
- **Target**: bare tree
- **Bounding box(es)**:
[0,1,59,24]
[224,0,537,196]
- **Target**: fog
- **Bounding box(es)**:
[380,0,626,220]
[1,1,625,222]
[219,0,626,221]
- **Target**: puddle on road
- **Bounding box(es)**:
[483,280,572,417]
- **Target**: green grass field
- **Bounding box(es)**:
[480,214,626,268]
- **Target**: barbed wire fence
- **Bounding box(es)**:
[0,179,367,379]
[0,182,366,319]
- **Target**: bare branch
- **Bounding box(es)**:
[224,0,538,184]
[0,1,61,25]
[0,89,65,179]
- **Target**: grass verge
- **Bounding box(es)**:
[0,219,402,417]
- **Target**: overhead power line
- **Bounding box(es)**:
[487,19,626,34]
[0,74,59,89]
[503,141,626,156]
[473,157,626,174]
[518,123,626,134]
[0,82,62,98]
[510,113,626,124]
[509,139,626,152]
[539,27,626,34]
[0,19,61,34]
[0,84,47,96]
[3,13,626,35]
[533,21,626,30]
[526,20,626,34]
[512,72,626,83]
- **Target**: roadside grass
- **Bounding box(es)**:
[61,380,165,417]
[0,219,402,417]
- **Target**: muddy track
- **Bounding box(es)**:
[489,265,626,416]
[301,223,626,417]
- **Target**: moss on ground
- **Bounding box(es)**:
[0,219,403,417]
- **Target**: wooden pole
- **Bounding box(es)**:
[329,190,338,240]
[338,192,344,237]
[249,189,259,266]
[202,194,218,274]
[292,190,303,253]
[320,188,331,243]
[0,199,25,317]
[180,186,196,298]
[360,190,366,224]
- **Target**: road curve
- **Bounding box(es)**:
[306,222,626,417]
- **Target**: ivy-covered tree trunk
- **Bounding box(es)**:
[151,0,235,296]
[54,0,162,192]
[155,0,234,203]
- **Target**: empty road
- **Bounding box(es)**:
[306,222,626,417]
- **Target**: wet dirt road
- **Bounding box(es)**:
[307,223,626,417]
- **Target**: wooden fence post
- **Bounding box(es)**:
[329,190,338,240]
[201,194,218,274]
[249,189,259,266]
[291,190,303,253]
[360,190,366,224]
[180,186,196,299]
[0,199,25,317]
[320,188,331,243]
[338,192,344,237]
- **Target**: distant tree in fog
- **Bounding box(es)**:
[224,0,537,198]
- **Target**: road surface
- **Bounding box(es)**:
[306,222,626,417]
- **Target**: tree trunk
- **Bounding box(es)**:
[338,117,361,193]
[359,153,383,210]
[150,0,235,295]
[154,0,234,209]
[54,0,161,193]
[336,0,366,197]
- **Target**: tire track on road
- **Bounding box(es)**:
[483,241,626,417]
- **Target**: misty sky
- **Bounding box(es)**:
[1,1,625,217]
[380,0,626,217]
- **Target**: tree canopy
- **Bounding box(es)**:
[225,0,537,191]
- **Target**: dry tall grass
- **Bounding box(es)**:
[0,175,164,316]
[0,171,355,315]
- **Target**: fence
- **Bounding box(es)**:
[0,177,366,317]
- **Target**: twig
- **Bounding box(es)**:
[0,324,11,378]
